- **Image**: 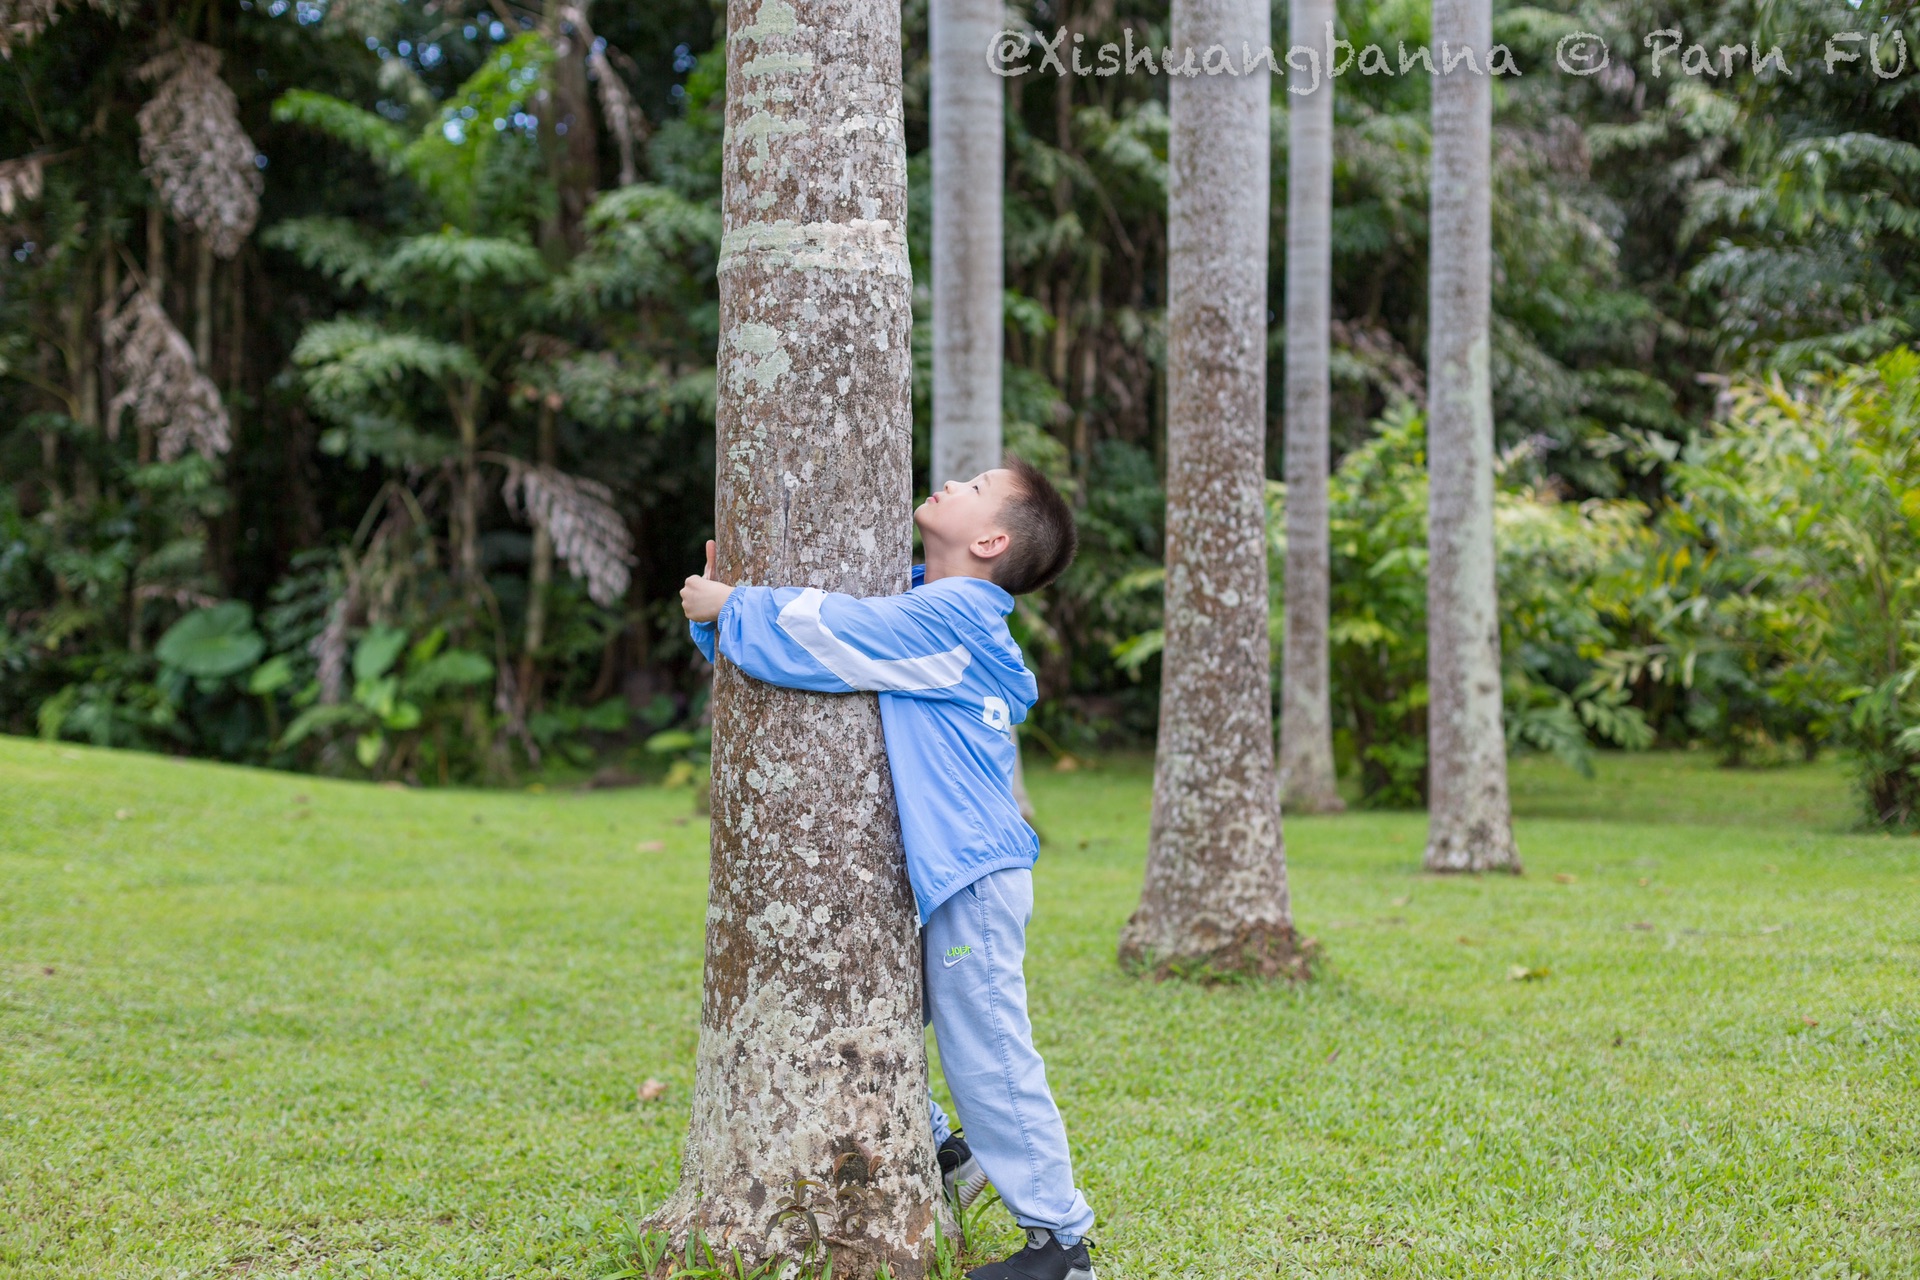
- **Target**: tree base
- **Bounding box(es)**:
[1119,919,1318,984]
[1282,785,1347,816]
[1423,825,1523,874]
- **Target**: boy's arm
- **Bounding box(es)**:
[683,554,971,695]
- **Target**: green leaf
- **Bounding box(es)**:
[279,703,363,750]
[645,729,699,755]
[247,655,295,696]
[403,648,494,699]
[355,731,386,769]
[353,626,409,683]
[155,604,266,680]
[272,90,409,169]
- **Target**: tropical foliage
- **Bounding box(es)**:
[5,0,1920,822]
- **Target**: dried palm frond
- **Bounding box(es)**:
[1,0,61,58]
[563,8,645,188]
[136,41,262,259]
[310,595,349,705]
[0,153,46,215]
[501,462,633,606]
[101,286,231,460]
[588,47,643,188]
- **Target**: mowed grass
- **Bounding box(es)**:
[2,737,1917,1278]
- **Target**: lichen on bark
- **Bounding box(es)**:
[643,0,953,1272]
[1118,0,1308,982]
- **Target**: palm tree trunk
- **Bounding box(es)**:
[1119,0,1304,980]
[930,0,1002,491]
[518,402,557,716]
[1279,0,1345,814]
[1424,0,1520,872]
[644,0,951,1271]
[932,0,1037,823]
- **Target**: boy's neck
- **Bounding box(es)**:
[920,544,999,586]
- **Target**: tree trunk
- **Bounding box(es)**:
[1424,0,1520,872]
[930,0,1002,491]
[931,0,1036,823]
[518,402,557,716]
[1119,0,1305,980]
[644,0,950,1273]
[193,234,214,368]
[1278,0,1345,815]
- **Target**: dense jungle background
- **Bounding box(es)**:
[6,0,1920,821]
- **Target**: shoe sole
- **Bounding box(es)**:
[943,1155,990,1210]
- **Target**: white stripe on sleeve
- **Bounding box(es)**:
[776,588,972,692]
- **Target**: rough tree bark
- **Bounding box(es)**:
[643,0,952,1273]
[1278,0,1345,814]
[1118,0,1305,979]
[930,0,1036,823]
[1425,0,1520,872]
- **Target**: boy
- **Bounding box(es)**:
[680,456,1095,1280]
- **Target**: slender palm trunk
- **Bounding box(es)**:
[1119,0,1304,979]
[1279,0,1344,814]
[1424,0,1519,872]
[931,0,1036,821]
[930,0,1002,490]
[518,402,557,716]
[644,0,950,1271]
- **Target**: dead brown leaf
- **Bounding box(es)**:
[635,840,665,853]
[637,1078,668,1103]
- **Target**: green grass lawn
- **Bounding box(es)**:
[3,737,1917,1278]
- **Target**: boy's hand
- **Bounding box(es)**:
[681,540,734,623]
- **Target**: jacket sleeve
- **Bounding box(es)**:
[697,584,973,696]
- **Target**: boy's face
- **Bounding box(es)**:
[914,468,1015,561]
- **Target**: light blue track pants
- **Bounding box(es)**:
[923,867,1095,1246]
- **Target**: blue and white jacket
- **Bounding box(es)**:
[690,566,1039,922]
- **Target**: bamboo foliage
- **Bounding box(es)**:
[101,286,232,461]
[136,41,262,259]
[500,462,633,606]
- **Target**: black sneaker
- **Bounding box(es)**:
[965,1228,1095,1280]
[937,1131,990,1209]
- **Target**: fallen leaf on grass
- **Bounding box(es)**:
[1627,922,1654,932]
[293,794,310,805]
[1390,896,1410,908]
[1637,877,1649,888]
[1764,864,1780,874]
[635,840,665,853]
[1760,925,1785,935]
[1801,1015,1818,1027]
[1457,935,1478,946]
[638,1078,668,1103]
[1507,965,1551,982]
[1053,755,1081,773]
[1324,1048,1340,1064]
[114,808,133,821]
[1553,873,1577,885]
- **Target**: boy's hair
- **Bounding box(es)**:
[992,455,1077,595]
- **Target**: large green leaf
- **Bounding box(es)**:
[353,626,409,683]
[402,649,494,699]
[155,604,266,680]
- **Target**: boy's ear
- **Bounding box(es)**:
[969,530,1011,562]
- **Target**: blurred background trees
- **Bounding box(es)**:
[6,0,1920,824]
